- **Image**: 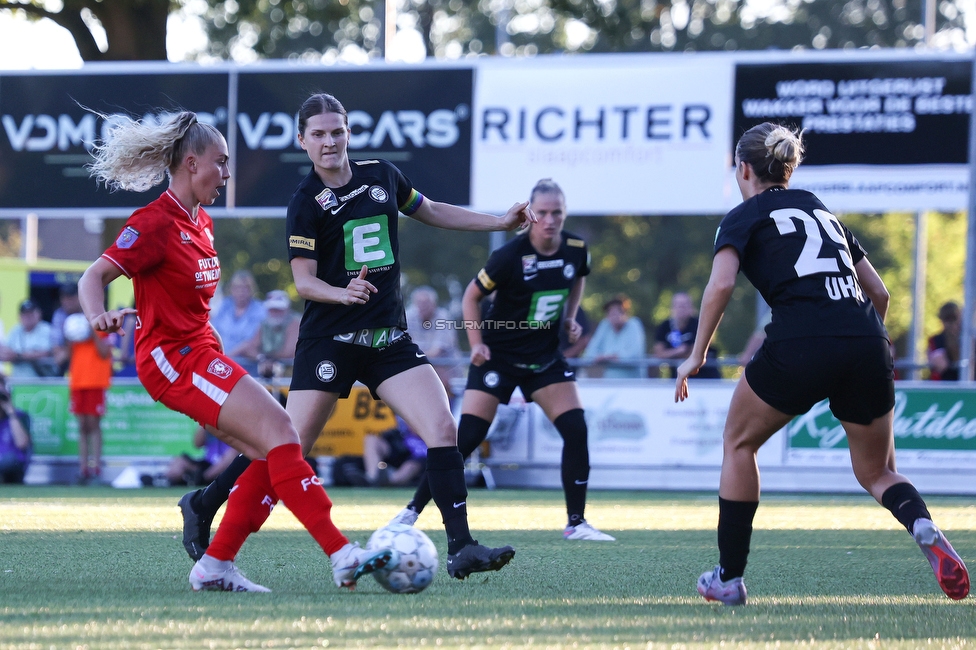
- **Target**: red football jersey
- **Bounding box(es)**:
[102,190,221,400]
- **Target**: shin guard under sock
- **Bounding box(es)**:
[408,415,491,515]
[426,446,475,554]
[193,454,251,518]
[717,497,759,581]
[267,443,348,556]
[206,460,278,561]
[554,409,589,527]
[881,482,932,534]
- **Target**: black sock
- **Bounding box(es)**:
[717,497,759,581]
[425,446,475,554]
[408,414,491,515]
[881,482,932,534]
[193,454,251,517]
[553,409,589,527]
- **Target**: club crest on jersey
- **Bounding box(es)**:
[315,188,338,210]
[564,264,575,279]
[180,231,192,244]
[369,186,389,203]
[316,360,337,383]
[483,371,500,388]
[521,255,537,274]
[116,226,140,249]
[207,358,233,380]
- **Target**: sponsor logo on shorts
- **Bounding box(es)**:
[115,226,140,249]
[369,185,389,203]
[563,263,575,279]
[483,371,500,388]
[316,360,337,383]
[207,358,233,380]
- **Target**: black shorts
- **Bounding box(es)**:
[745,336,894,425]
[465,355,576,404]
[290,334,430,399]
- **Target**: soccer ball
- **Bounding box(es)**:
[63,313,92,342]
[366,523,438,594]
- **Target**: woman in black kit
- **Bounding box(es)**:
[180,92,534,581]
[390,179,614,541]
[676,122,969,605]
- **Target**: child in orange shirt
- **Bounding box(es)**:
[69,327,113,484]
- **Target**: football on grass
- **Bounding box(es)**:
[366,523,438,594]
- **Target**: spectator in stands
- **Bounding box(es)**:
[653,292,720,379]
[333,417,428,488]
[583,294,646,378]
[165,426,238,487]
[114,308,139,377]
[928,301,961,381]
[209,270,265,375]
[238,290,301,379]
[1,300,56,377]
[0,376,31,484]
[738,302,772,367]
[364,417,428,487]
[68,317,113,484]
[51,282,83,375]
[405,285,462,397]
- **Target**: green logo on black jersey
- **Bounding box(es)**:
[343,215,394,270]
[528,289,569,324]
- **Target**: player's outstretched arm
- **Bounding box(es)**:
[409,199,535,232]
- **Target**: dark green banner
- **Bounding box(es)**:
[788,387,976,451]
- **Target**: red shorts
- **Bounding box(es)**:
[70,388,106,416]
[156,347,249,428]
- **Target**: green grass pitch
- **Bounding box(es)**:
[1,487,973,648]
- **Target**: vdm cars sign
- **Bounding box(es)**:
[0,65,473,215]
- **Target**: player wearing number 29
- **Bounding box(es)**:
[676,122,969,605]
[391,179,615,542]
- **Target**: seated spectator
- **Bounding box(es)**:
[238,290,300,379]
[405,285,462,396]
[51,282,83,374]
[164,426,238,487]
[0,376,32,484]
[583,294,646,378]
[333,418,428,487]
[928,301,961,381]
[559,306,592,359]
[738,302,772,367]
[1,300,57,377]
[114,308,139,377]
[653,292,720,379]
[209,270,265,374]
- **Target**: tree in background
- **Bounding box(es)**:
[0,0,171,60]
[196,0,971,62]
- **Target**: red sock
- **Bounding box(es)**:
[266,443,348,556]
[206,460,279,561]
